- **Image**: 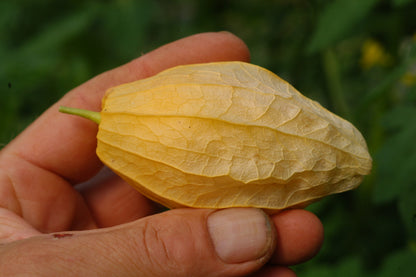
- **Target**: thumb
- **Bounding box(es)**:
[0,208,276,277]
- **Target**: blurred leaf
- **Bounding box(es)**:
[382,105,416,129]
[328,256,364,277]
[398,184,416,240]
[392,0,415,7]
[300,267,332,277]
[378,249,416,276]
[2,4,97,69]
[299,256,367,277]
[373,106,416,203]
[99,0,155,61]
[322,49,351,119]
[307,0,379,54]
[0,2,19,48]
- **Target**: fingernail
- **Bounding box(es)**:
[207,208,275,264]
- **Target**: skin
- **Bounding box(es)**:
[0,32,323,276]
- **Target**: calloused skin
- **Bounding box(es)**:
[0,32,323,276]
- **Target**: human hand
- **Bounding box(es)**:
[0,32,323,276]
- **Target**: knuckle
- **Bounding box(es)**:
[132,215,201,276]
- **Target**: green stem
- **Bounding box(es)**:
[59,106,101,124]
[323,49,351,120]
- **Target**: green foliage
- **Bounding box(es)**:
[299,249,416,277]
[307,0,380,54]
[393,0,415,6]
[1,0,416,275]
[374,106,416,203]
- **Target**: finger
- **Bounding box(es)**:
[270,209,324,265]
[0,208,41,244]
[2,32,250,184]
[1,208,276,277]
[0,159,95,233]
[78,167,161,227]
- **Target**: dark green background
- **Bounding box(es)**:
[1,0,416,275]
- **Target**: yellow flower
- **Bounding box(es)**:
[360,39,391,70]
[401,72,416,86]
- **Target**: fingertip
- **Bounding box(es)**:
[270,209,324,265]
[129,31,251,80]
[166,31,251,63]
[208,31,251,62]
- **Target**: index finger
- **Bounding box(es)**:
[1,32,250,183]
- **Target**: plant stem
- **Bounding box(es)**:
[323,49,351,120]
[59,106,101,124]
